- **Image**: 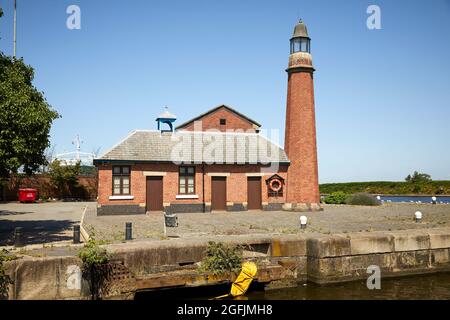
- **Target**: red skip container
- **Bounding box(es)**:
[18,188,37,203]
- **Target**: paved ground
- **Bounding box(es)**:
[83,203,450,243]
[2,201,450,250]
[0,201,90,246]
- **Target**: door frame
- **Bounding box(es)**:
[146,176,164,212]
[211,176,227,212]
[247,176,262,210]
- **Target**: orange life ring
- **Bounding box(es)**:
[269,178,282,192]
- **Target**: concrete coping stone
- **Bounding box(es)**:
[340,228,450,255]
[347,231,395,256]
[105,234,277,253]
[426,227,450,249]
[306,234,351,258]
[304,228,447,258]
[270,234,308,257]
[385,229,431,252]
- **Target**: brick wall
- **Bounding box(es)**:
[284,71,320,204]
[178,106,258,132]
[97,163,288,210]
[0,174,97,201]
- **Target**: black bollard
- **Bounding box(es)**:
[14,227,23,248]
[125,222,132,240]
[73,225,81,244]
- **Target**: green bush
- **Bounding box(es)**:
[198,242,243,276]
[78,238,111,300]
[319,180,450,195]
[323,191,350,204]
[345,193,381,206]
[0,266,8,300]
[0,249,16,300]
[78,238,110,266]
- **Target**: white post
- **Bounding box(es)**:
[300,215,308,229]
[415,211,422,223]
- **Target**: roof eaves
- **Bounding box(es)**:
[93,159,290,165]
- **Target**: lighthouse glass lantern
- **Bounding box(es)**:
[290,37,310,54]
[290,20,311,54]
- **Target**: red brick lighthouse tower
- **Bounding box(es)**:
[284,20,321,211]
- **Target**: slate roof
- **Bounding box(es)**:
[94,130,289,165]
[175,104,261,130]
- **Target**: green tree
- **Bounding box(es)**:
[0,53,59,179]
[405,171,432,183]
[48,160,81,198]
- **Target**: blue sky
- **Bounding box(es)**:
[1,0,449,182]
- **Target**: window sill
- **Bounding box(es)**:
[176,194,199,199]
[109,195,134,200]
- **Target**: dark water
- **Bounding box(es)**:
[379,196,450,204]
[136,273,450,300]
[246,273,450,300]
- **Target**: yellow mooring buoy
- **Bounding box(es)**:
[212,261,258,300]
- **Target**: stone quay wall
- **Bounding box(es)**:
[4,227,450,299]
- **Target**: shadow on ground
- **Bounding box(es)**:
[0,219,75,246]
[0,210,32,216]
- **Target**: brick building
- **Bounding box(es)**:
[94,20,321,215]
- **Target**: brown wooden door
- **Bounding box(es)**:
[146,176,163,212]
[247,177,262,210]
[211,177,227,211]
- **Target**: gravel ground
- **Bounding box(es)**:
[83,203,450,243]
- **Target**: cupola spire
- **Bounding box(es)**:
[156,106,177,132]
